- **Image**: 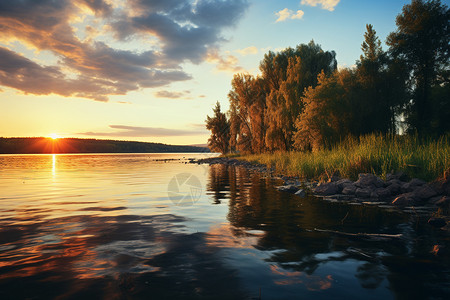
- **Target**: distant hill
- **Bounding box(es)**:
[0,137,209,154]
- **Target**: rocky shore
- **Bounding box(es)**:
[190,156,450,226]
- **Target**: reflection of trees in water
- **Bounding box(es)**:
[206,164,450,297]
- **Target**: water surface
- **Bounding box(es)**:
[0,154,449,299]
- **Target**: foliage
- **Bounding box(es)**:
[240,134,450,182]
[0,137,207,154]
[387,0,450,135]
[205,1,450,157]
[206,102,230,153]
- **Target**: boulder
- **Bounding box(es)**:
[295,189,307,197]
[276,185,299,193]
[314,182,339,195]
[391,192,417,206]
[386,182,402,195]
[414,184,438,200]
[336,179,353,191]
[355,187,372,198]
[436,196,450,207]
[355,173,385,189]
[372,187,391,200]
[386,171,408,182]
[342,183,357,195]
[402,178,426,192]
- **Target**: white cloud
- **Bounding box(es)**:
[206,49,244,73]
[275,8,305,22]
[300,0,340,11]
[236,46,258,56]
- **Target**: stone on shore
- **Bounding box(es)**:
[314,182,339,195]
[295,189,307,197]
[391,192,417,206]
[355,187,372,198]
[414,184,438,200]
[276,185,299,194]
[402,178,426,192]
[355,173,385,189]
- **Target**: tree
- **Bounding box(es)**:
[356,24,393,134]
[387,0,450,134]
[263,41,337,151]
[293,69,358,151]
[228,73,266,153]
[206,102,230,154]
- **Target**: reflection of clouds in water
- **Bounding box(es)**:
[0,212,248,299]
[270,265,333,291]
[206,222,261,249]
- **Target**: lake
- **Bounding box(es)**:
[0,154,449,299]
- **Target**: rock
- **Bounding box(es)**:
[355,187,372,198]
[342,183,357,195]
[336,179,353,190]
[414,184,438,200]
[314,182,339,196]
[431,176,450,196]
[355,173,385,189]
[391,192,417,206]
[428,217,447,228]
[372,187,391,200]
[386,171,408,182]
[276,185,299,194]
[402,178,426,192]
[295,189,307,197]
[386,182,402,195]
[436,196,450,207]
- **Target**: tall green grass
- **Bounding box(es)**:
[236,134,450,182]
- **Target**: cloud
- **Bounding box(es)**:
[300,0,340,11]
[155,90,191,99]
[236,46,258,56]
[275,8,304,22]
[78,124,207,137]
[0,0,250,101]
[206,49,244,73]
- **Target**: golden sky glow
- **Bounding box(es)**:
[0,0,411,145]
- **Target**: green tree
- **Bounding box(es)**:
[356,24,393,134]
[293,69,358,151]
[387,0,450,134]
[206,102,230,154]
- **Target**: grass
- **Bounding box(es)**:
[232,134,450,182]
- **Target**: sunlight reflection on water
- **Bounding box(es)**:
[0,154,449,299]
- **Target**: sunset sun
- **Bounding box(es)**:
[49,133,61,140]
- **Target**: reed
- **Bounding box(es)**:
[235,134,450,182]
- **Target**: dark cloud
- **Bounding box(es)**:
[112,0,249,63]
[0,0,249,101]
[78,124,208,137]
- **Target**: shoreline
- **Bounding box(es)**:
[190,156,450,225]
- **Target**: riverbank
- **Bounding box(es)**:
[190,156,450,227]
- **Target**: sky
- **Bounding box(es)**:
[0,0,430,145]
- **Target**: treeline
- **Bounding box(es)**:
[0,138,208,154]
[206,0,449,153]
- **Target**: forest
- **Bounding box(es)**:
[0,137,207,154]
[206,0,450,155]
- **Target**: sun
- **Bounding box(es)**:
[49,133,61,140]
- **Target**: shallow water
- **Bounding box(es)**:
[0,154,449,299]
